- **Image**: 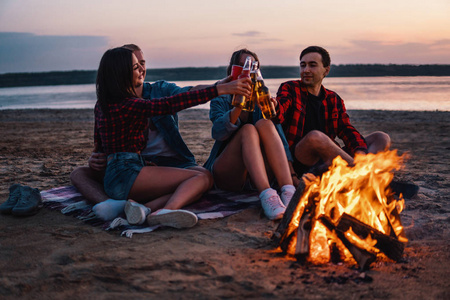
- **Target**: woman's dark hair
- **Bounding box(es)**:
[96,47,137,115]
[226,48,260,76]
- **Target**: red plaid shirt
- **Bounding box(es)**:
[94,87,217,155]
[274,80,367,156]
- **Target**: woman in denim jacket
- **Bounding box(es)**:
[204,49,296,220]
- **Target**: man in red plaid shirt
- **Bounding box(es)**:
[274,46,390,185]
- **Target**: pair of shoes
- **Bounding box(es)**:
[261,195,286,220]
[146,209,198,229]
[124,200,151,225]
[0,184,42,216]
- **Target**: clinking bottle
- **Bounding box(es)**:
[242,61,259,112]
[256,68,277,119]
[231,56,252,109]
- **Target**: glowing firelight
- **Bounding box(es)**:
[285,150,408,264]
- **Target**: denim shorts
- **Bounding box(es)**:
[142,154,197,169]
[104,152,146,200]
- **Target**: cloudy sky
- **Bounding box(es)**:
[0,0,449,73]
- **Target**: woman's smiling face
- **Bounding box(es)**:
[131,53,145,88]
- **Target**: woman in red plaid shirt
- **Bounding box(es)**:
[94,47,251,229]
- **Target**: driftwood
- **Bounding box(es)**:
[274,164,330,245]
[321,216,377,270]
[273,179,306,246]
[335,229,377,270]
[294,211,312,255]
[336,213,405,262]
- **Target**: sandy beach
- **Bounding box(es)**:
[0,108,449,299]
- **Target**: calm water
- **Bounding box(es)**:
[0,76,449,111]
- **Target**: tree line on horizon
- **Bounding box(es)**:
[1,64,449,88]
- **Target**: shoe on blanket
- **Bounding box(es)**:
[12,185,42,216]
[124,200,151,225]
[261,195,285,220]
[0,184,22,214]
[146,209,198,229]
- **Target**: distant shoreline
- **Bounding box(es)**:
[1,64,450,88]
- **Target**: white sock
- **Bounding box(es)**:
[92,199,126,221]
[281,185,295,194]
[259,188,278,201]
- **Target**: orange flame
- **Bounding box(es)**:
[286,150,408,263]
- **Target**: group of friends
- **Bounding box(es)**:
[69,45,390,229]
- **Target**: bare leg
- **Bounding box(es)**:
[212,124,270,193]
[128,166,211,210]
[294,130,354,166]
[139,167,214,212]
[143,167,214,211]
[142,194,171,212]
[365,131,391,153]
[70,166,108,204]
[187,166,214,190]
[255,119,293,187]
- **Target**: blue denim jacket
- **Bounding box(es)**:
[141,81,197,168]
[203,94,293,172]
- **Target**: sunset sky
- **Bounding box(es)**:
[0,0,449,73]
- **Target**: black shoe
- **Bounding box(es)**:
[390,181,419,199]
[0,184,22,214]
[12,186,42,216]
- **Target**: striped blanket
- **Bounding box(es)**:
[41,186,260,238]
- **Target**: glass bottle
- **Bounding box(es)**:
[242,61,259,112]
[256,69,277,119]
[231,56,252,109]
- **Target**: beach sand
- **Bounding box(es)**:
[0,108,449,299]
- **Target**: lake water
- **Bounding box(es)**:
[0,76,449,111]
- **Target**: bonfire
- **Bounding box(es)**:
[274,150,408,270]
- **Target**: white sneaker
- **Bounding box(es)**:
[261,195,286,220]
[124,200,151,225]
[146,209,198,229]
[280,189,295,207]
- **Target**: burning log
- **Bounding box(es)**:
[335,213,405,262]
[273,150,409,269]
[321,216,377,270]
[273,179,306,246]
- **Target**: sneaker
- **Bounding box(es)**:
[280,186,296,207]
[124,200,151,225]
[146,209,198,229]
[261,195,286,220]
[0,184,22,214]
[11,185,42,216]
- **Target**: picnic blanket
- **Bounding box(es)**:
[41,186,260,238]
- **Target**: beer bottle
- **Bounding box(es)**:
[242,61,259,112]
[256,69,277,119]
[231,56,252,109]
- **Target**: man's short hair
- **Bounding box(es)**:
[121,44,141,52]
[300,46,331,67]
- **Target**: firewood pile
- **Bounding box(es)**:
[273,151,411,270]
